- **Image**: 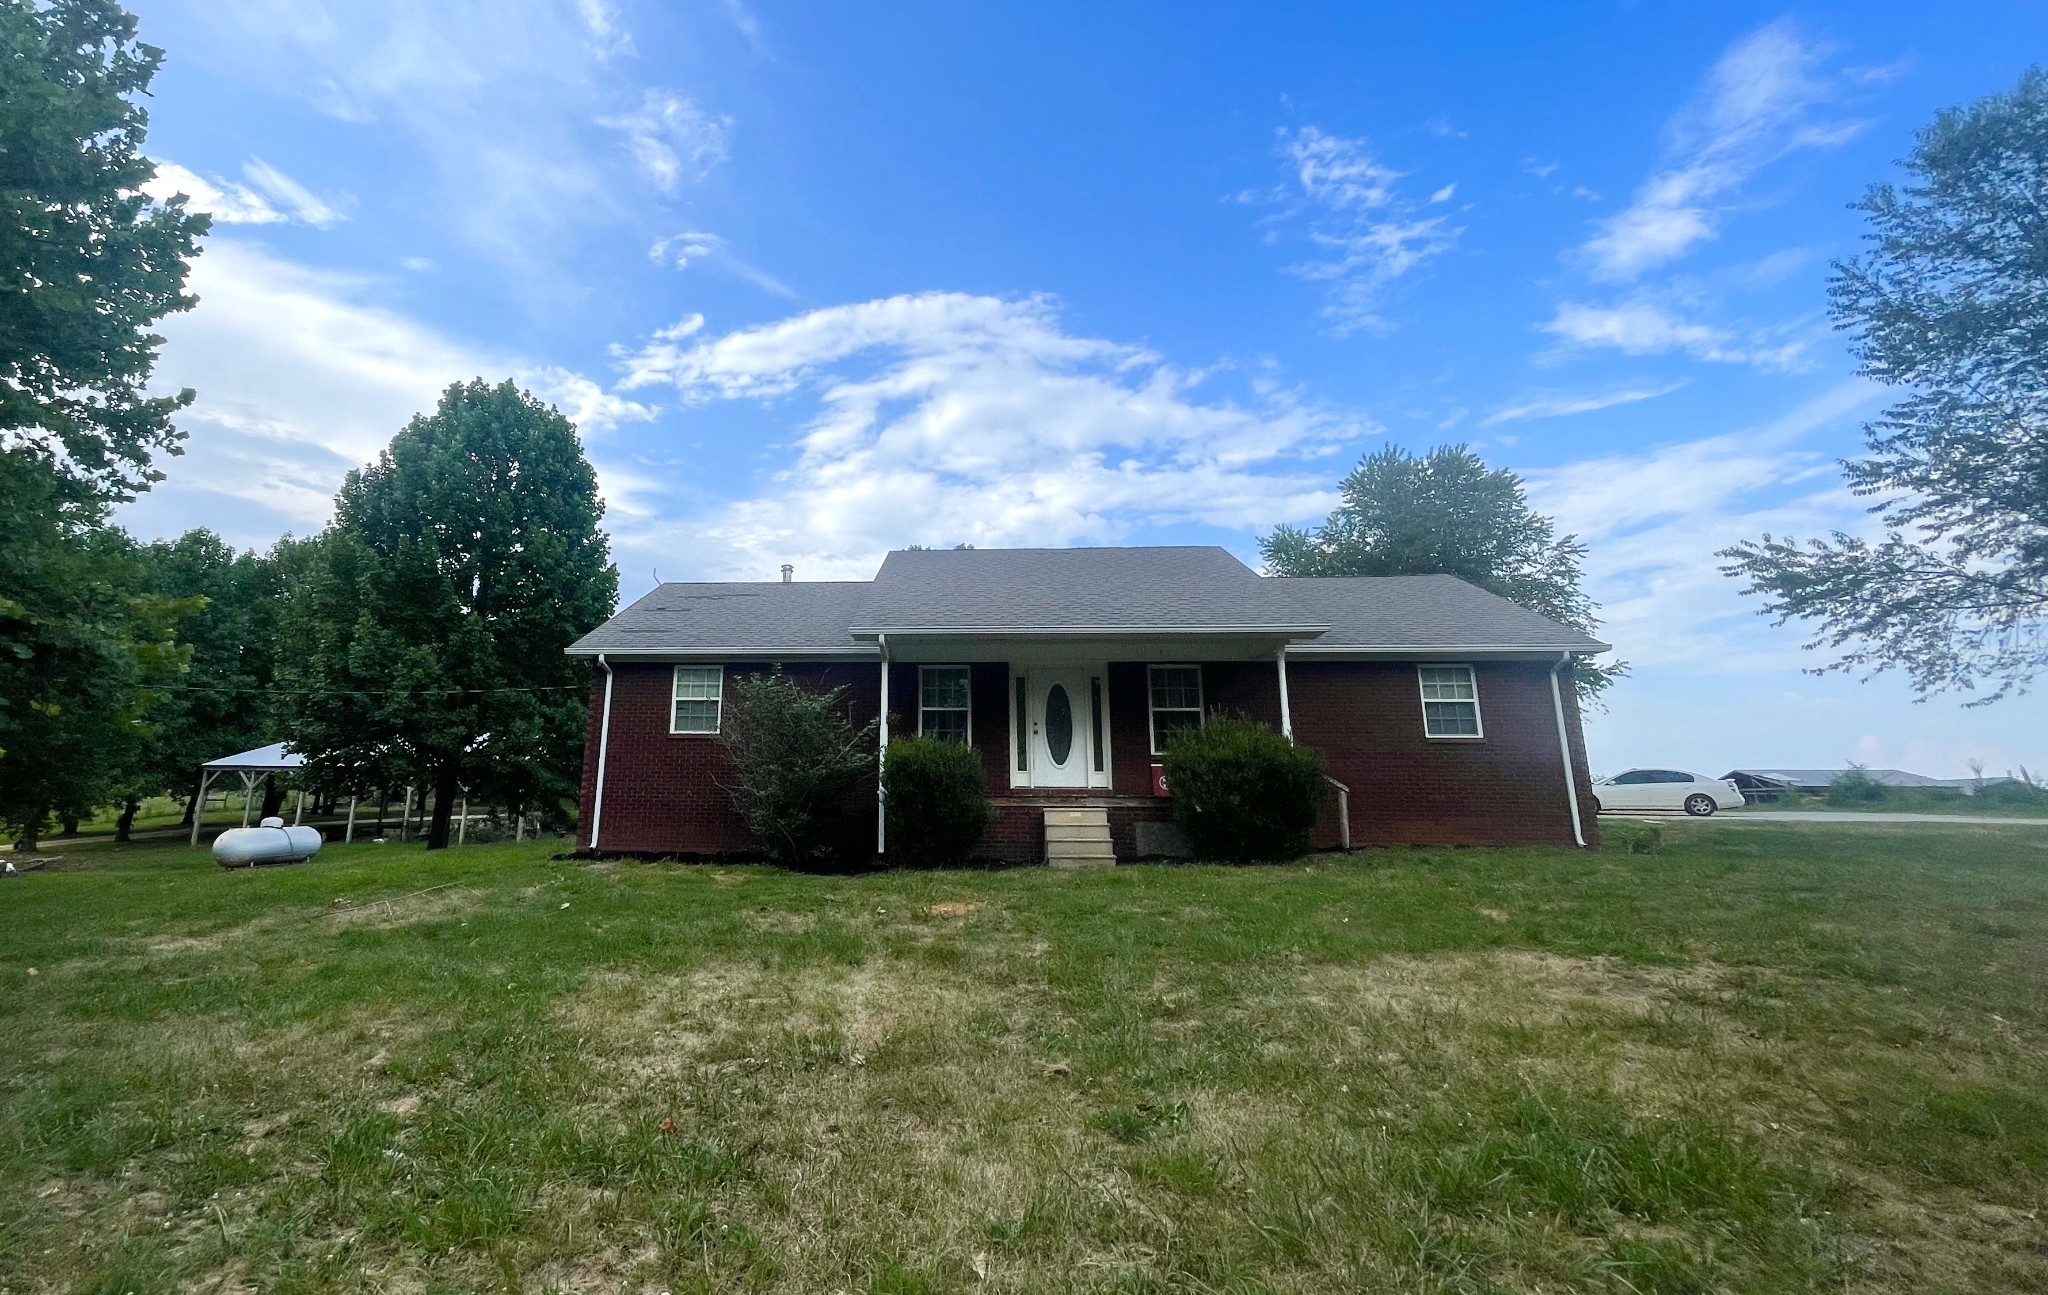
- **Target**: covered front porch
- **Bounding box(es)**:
[865,629,1332,863]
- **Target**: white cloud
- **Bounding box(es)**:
[1542,300,1809,371]
[173,1,724,265]
[1579,19,1864,281]
[649,231,724,268]
[1522,379,1882,673]
[609,292,1369,578]
[121,240,648,545]
[1255,127,1460,334]
[600,90,732,192]
[144,158,345,227]
[1480,382,1686,426]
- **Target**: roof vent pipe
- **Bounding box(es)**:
[780,564,793,583]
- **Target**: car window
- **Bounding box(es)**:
[1656,771,1695,783]
[1610,771,1654,785]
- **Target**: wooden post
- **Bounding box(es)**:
[189,769,213,847]
[516,814,526,843]
[457,794,468,845]
[241,772,257,826]
[293,789,306,825]
[401,786,415,841]
[345,796,357,843]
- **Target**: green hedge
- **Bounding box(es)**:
[1161,716,1326,862]
[882,736,994,868]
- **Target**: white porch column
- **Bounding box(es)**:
[876,635,890,854]
[1276,648,1294,742]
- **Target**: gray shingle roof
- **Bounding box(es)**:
[566,548,1610,656]
[856,546,1319,632]
[1280,575,1609,652]
[566,581,875,656]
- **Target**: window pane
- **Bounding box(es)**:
[1149,667,1201,710]
[674,698,721,733]
[1424,700,1479,737]
[921,667,970,710]
[924,710,968,745]
[1153,709,1203,751]
[676,667,722,701]
[1419,667,1475,701]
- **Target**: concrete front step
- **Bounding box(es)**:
[1045,806,1115,869]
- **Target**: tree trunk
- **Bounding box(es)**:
[260,775,286,820]
[114,797,140,843]
[59,815,80,838]
[180,791,197,827]
[425,759,461,850]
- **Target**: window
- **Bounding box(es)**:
[1418,665,1482,739]
[1609,770,1657,785]
[1014,676,1028,771]
[1090,676,1105,773]
[919,665,971,744]
[672,665,724,734]
[1148,665,1204,754]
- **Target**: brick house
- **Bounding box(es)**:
[567,546,1608,862]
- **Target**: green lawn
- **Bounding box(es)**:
[3,826,2046,1293]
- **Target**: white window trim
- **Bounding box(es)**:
[1147,664,1204,755]
[917,664,972,744]
[671,664,725,736]
[1418,663,1484,740]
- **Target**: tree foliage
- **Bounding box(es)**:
[0,452,193,848]
[1722,69,2048,701]
[0,0,208,504]
[1261,444,1619,697]
[275,381,618,848]
[717,672,876,868]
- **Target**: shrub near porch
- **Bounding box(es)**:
[3,823,2046,1291]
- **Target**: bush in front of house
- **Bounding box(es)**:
[1161,715,1326,863]
[718,672,877,868]
[882,735,994,868]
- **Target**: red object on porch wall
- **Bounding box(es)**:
[1150,763,1169,797]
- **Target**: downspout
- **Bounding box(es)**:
[1549,652,1587,848]
[589,653,616,851]
[876,634,890,855]
[1275,647,1294,742]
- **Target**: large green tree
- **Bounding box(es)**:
[1,0,208,505]
[1723,70,2048,702]
[1262,444,1620,697]
[126,531,295,828]
[276,381,618,848]
[0,0,207,846]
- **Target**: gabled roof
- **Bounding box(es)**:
[854,546,1320,634]
[565,546,1612,657]
[203,742,305,771]
[1284,575,1609,653]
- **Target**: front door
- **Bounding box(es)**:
[1027,669,1090,788]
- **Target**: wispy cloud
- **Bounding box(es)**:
[608,292,1369,577]
[1579,19,1864,281]
[1542,300,1809,371]
[1251,126,1460,335]
[1480,381,1687,426]
[648,231,798,299]
[144,158,347,227]
[600,90,732,192]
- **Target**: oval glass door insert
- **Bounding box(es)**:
[1044,683,1074,764]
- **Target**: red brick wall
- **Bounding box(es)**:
[577,654,1598,857]
[577,661,881,855]
[1288,659,1599,848]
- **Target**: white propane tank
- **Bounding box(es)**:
[213,816,323,868]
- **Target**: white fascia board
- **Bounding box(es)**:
[564,646,879,659]
[1286,641,1611,658]
[848,624,1330,637]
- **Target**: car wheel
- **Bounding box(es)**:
[1683,793,1716,817]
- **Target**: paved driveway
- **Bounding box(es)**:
[1601,810,2048,826]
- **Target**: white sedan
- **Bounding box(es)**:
[1593,769,1745,816]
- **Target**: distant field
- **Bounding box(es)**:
[3,824,2045,1292]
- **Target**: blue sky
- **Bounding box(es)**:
[115,0,2047,778]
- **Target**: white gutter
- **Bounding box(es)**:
[849,623,1329,637]
[589,653,616,851]
[1549,652,1587,848]
[1276,647,1294,741]
[876,634,889,855]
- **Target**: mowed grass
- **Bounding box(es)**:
[3,825,2047,1293]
